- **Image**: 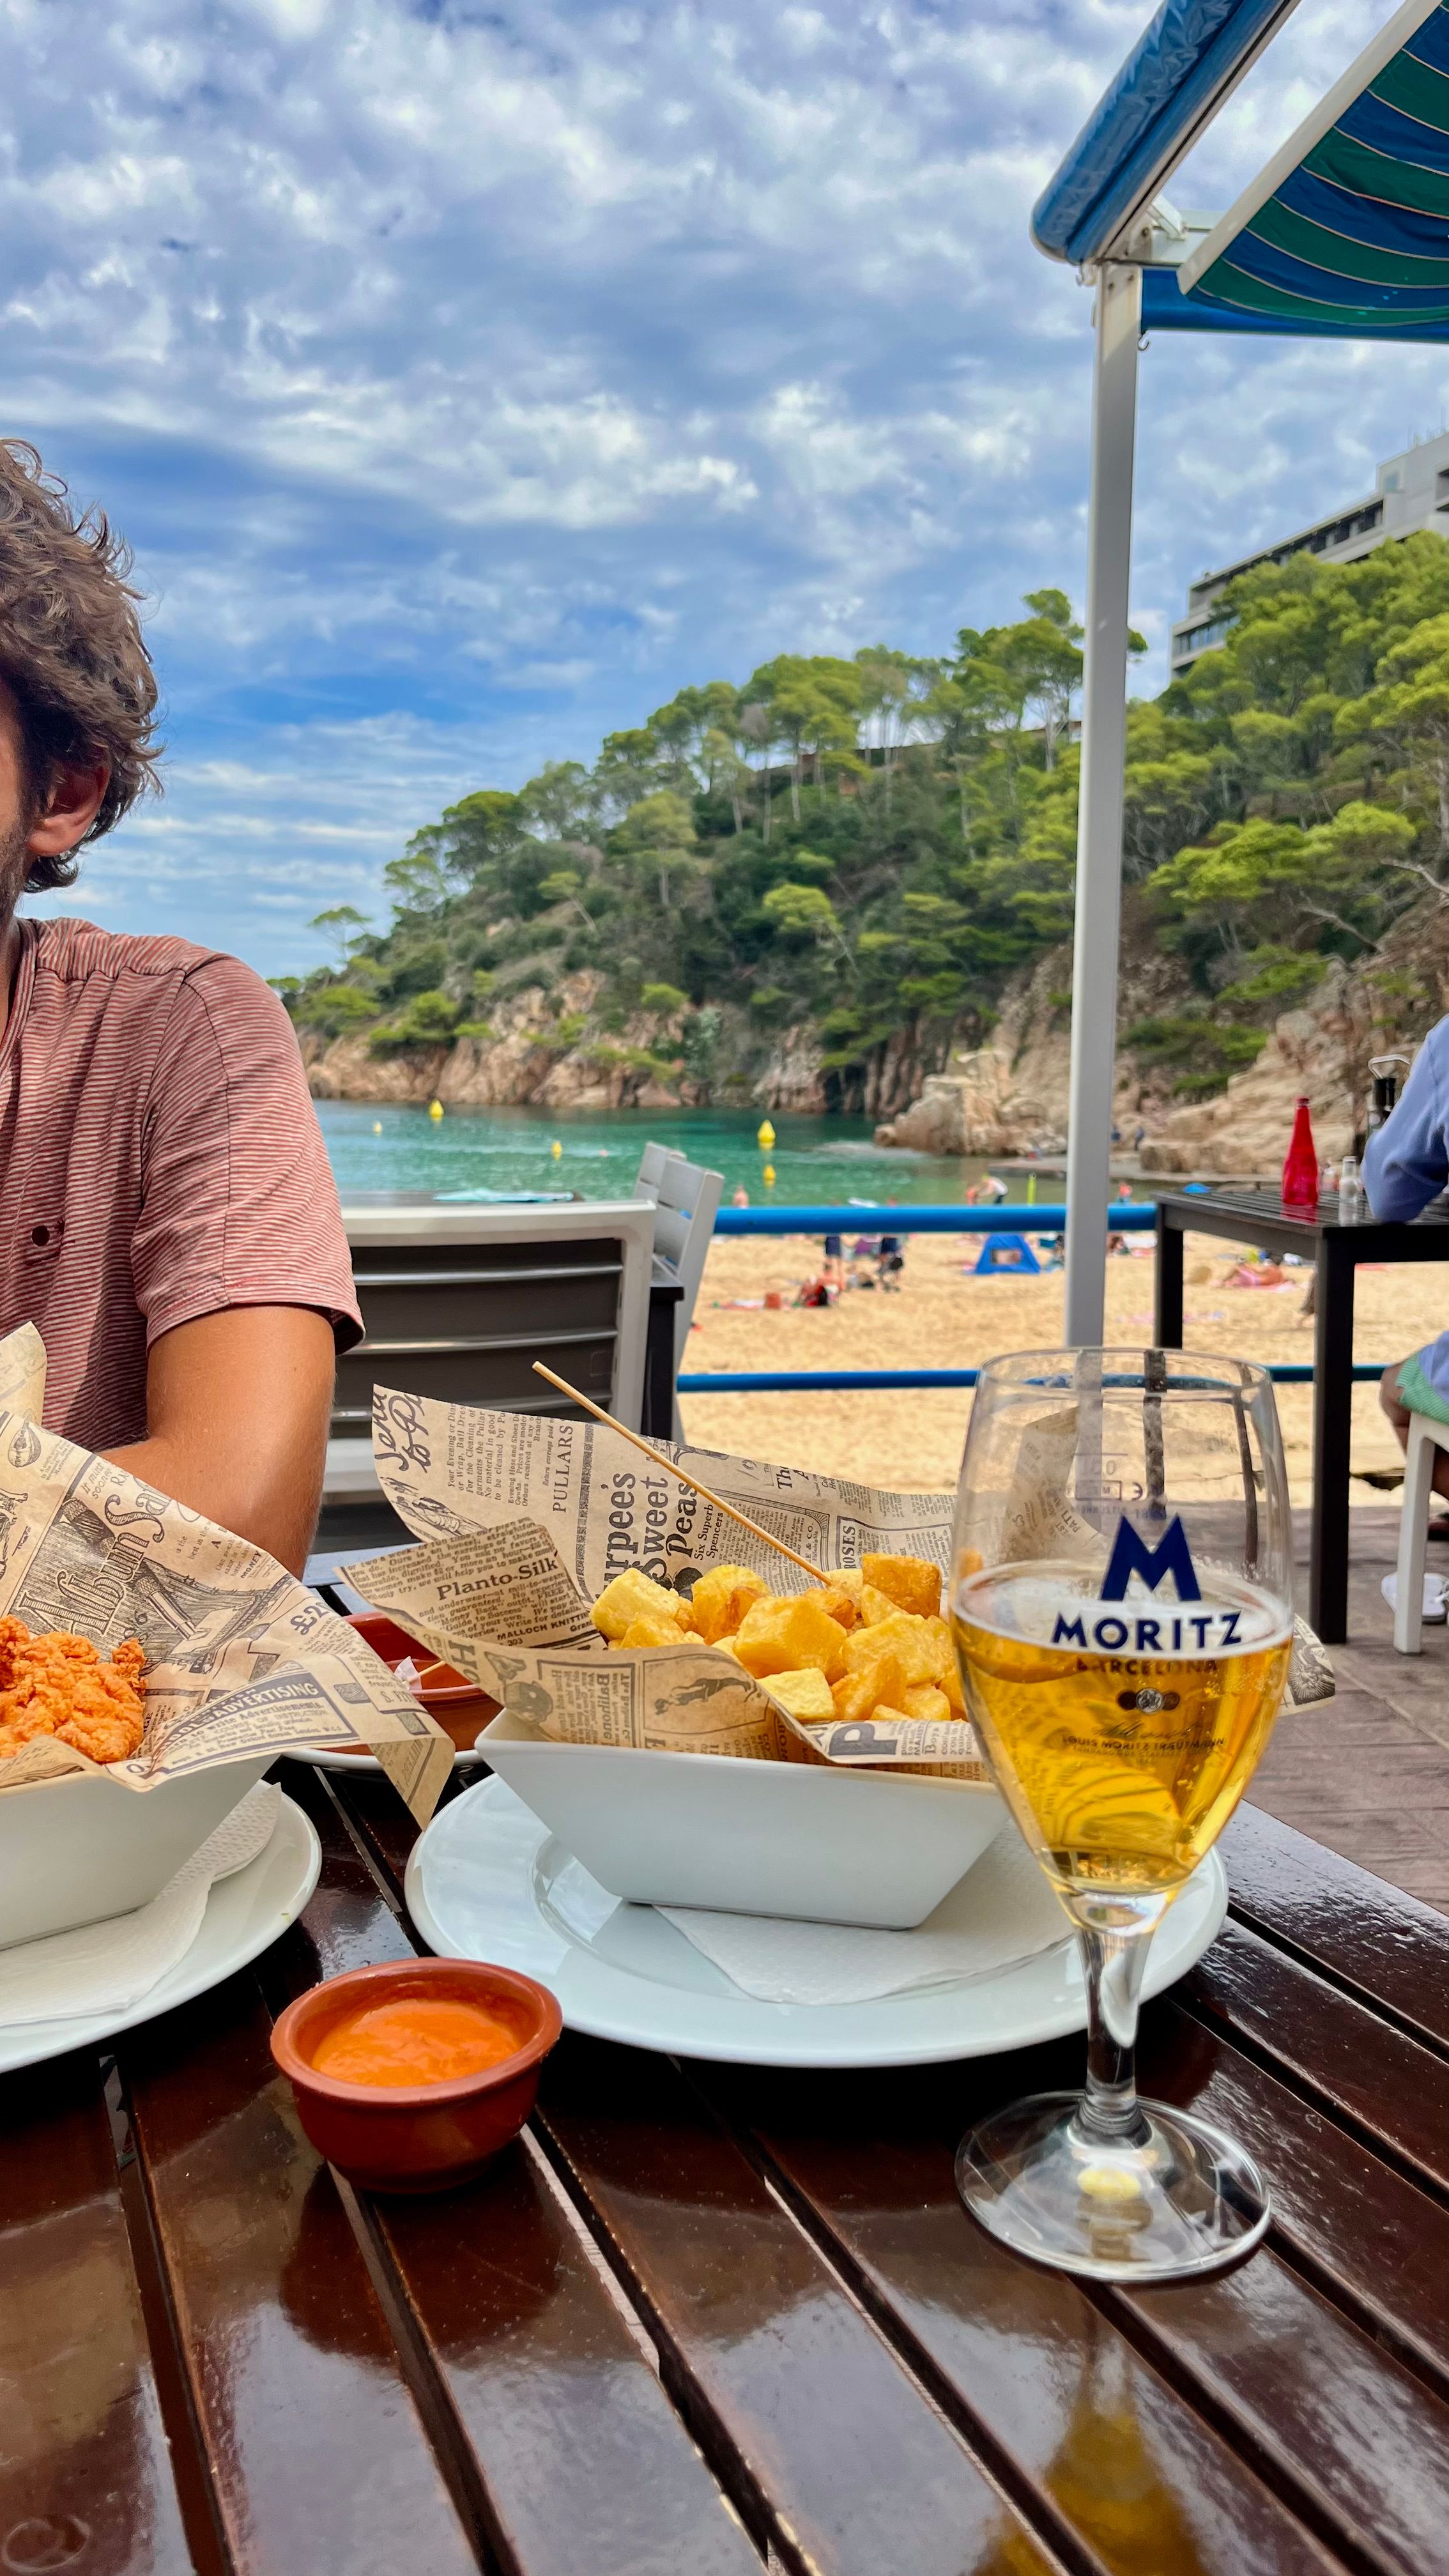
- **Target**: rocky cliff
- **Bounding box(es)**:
[875,899,1449,1171]
[302,968,956,1116]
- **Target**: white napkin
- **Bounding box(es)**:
[0,1781,281,2028]
[660,1827,1071,2005]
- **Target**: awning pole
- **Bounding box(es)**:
[1064,259,1142,1347]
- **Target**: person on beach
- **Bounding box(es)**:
[1365,1027,1449,1514]
[0,443,358,1571]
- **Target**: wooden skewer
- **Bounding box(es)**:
[531,1361,825,1586]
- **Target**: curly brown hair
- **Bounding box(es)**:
[0,441,162,888]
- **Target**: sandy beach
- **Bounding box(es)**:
[677,1229,1449,1501]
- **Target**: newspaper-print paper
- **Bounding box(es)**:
[0,1330,452,1821]
[353,1388,987,1776]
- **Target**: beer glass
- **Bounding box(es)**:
[951,1349,1294,2280]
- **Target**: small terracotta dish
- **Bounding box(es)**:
[271,1957,562,2194]
[342,1610,499,1753]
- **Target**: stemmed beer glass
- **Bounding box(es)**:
[951,1349,1294,2280]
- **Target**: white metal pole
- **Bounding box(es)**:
[1064,259,1141,1348]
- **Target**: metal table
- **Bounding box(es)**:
[1154,1188,1449,1643]
[8,1750,1449,2576]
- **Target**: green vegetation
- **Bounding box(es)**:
[278,538,1449,1103]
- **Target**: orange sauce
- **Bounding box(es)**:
[311,1997,522,2087]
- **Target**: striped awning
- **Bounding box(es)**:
[1170,0,1449,335]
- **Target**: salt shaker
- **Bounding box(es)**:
[1338,1153,1365,1223]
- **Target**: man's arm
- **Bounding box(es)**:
[105,1306,336,1575]
[1363,1029,1448,1223]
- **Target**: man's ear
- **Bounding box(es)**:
[27,758,109,859]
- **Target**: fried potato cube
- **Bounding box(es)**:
[862,1552,942,1621]
[617,1611,693,1650]
[831,1652,905,1725]
[938,1654,966,1714]
[902,1683,951,1725]
[733,1592,848,1681]
[841,1613,940,1690]
[765,1667,836,1721]
[859,1583,903,1627]
[830,1567,862,1603]
[815,1581,858,1630]
[592,1568,687,1641]
[689,1563,772,1644]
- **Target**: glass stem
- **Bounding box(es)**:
[1071,1908,1163,2150]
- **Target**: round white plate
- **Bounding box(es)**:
[404,1777,1228,2068]
[291,1742,489,1775]
[0,1795,321,2076]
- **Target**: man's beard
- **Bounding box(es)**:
[0,822,34,939]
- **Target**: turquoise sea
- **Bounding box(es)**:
[314,1100,1009,1208]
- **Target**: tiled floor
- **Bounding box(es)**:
[1253,1506,1449,1912]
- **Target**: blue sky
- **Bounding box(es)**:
[8,0,1435,976]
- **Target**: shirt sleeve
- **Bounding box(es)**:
[1363,1026,1449,1223]
[130,956,362,1350]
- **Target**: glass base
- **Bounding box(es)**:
[955,2092,1270,2282]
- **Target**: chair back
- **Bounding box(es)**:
[329,1200,656,1491]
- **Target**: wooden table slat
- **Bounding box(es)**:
[1225,1807,1449,2052]
[701,2055,1341,2576]
[1180,1923,1449,2195]
[1134,2004,1449,2400]
[1110,2255,1449,2576]
[0,2053,195,2576]
[118,1979,480,2576]
[273,1765,770,2576]
[535,2034,1084,2576]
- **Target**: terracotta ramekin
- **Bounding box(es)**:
[271,1957,563,2194]
[346,1609,486,1708]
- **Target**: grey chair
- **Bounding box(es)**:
[633,1144,724,1440]
[318,1199,656,1546]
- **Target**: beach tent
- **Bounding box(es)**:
[1036,0,1449,1338]
[972,1232,1043,1276]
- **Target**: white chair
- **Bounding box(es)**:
[1392,1412,1449,1651]
[633,1144,724,1440]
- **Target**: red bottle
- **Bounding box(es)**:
[1282,1096,1319,1215]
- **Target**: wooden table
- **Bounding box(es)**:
[8,1759,1449,2576]
[1154,1186,1449,1643]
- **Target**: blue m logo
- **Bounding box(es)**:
[1100,1514,1202,1603]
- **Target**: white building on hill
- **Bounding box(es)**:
[1170,429,1449,677]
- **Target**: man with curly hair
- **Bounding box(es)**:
[0,441,359,1573]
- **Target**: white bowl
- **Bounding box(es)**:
[479,1713,1006,1928]
[0,1757,274,1950]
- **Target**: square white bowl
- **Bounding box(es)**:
[479,1713,1007,1928]
[0,1757,274,1950]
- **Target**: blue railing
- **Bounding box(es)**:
[678,1200,1381,1395]
[712,1201,1155,1235]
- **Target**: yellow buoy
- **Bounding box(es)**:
[763,1163,776,1185]
[429,1098,443,1121]
[551,1138,563,1159]
[372,1121,382,1135]
[756,1119,776,1149]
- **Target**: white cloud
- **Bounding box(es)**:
[0,0,1438,962]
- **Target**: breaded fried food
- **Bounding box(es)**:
[0,1619,147,1765]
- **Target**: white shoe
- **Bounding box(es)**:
[1381,1572,1449,1621]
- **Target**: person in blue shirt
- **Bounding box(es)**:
[1364,1029,1449,1493]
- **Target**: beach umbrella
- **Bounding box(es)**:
[1036,0,1449,1339]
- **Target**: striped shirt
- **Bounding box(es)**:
[0,916,361,1452]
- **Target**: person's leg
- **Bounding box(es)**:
[1381,1358,1449,1501]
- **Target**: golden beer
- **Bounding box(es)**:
[954,1560,1291,1899]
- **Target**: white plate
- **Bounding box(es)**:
[0,1795,322,2075]
[404,1777,1228,2068]
[291,1742,489,1775]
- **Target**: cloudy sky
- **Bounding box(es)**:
[4,0,1432,975]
